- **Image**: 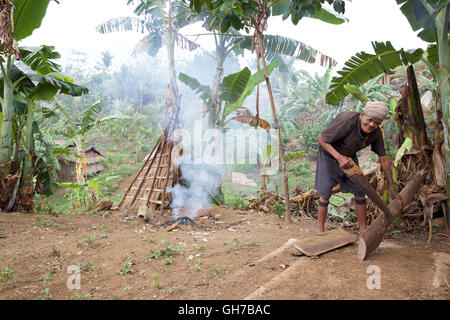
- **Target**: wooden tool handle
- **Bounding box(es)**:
[340,158,363,176]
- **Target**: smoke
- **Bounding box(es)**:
[169,128,224,219]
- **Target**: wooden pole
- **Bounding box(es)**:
[357,170,427,260]
[255,29,291,223]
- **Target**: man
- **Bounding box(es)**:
[315,101,402,234]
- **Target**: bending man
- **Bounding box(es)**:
[315,101,402,234]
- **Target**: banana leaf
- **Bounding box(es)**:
[396,0,449,43]
[222,61,278,120]
[12,0,51,41]
[326,41,424,105]
[178,73,212,103]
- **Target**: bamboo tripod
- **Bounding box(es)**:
[118,108,181,215]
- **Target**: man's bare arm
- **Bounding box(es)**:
[317,134,353,169]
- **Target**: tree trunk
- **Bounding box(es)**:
[396,65,430,149]
[210,33,226,128]
[19,101,35,212]
[358,170,427,260]
[164,1,179,123]
[436,4,450,198]
[0,55,15,167]
[255,30,291,223]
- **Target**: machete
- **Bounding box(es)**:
[341,159,395,223]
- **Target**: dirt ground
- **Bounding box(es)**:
[0,203,449,300]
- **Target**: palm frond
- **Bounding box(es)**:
[19,46,61,75]
[236,34,337,68]
[79,102,103,134]
[178,73,212,103]
[132,33,163,56]
[96,17,147,34]
[326,41,424,105]
[176,33,201,51]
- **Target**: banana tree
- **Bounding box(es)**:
[194,13,338,129]
[53,101,129,184]
[0,47,89,211]
[0,0,52,168]
[180,61,278,128]
[97,0,201,120]
[185,0,348,222]
[326,0,449,193]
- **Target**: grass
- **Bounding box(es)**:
[77,261,95,272]
[148,241,184,265]
[43,272,54,283]
[32,217,61,228]
[119,254,136,275]
[209,266,221,276]
[194,259,206,273]
[70,293,92,300]
[36,288,52,300]
[0,266,14,282]
[168,285,186,295]
[85,234,97,248]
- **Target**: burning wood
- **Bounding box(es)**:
[161,216,195,229]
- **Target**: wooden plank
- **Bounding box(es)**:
[131,187,165,192]
[136,176,169,181]
[125,197,164,205]
[141,165,169,170]
[293,229,357,256]
[164,220,181,232]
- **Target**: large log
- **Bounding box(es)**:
[357,170,427,260]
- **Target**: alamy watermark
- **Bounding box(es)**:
[173,120,280,175]
[67,265,81,290]
[366,265,381,289]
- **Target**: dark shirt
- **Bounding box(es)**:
[319,111,385,158]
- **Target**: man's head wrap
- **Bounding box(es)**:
[362,101,389,123]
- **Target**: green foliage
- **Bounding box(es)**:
[224,193,250,209]
[36,288,52,300]
[394,137,413,167]
[300,122,327,153]
[326,41,424,105]
[85,234,97,248]
[395,0,448,43]
[32,216,61,228]
[12,0,51,41]
[0,266,14,282]
[70,293,92,300]
[269,203,285,217]
[148,241,184,265]
[186,0,346,31]
[287,161,311,176]
[119,254,136,275]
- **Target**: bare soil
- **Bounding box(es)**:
[0,204,449,300]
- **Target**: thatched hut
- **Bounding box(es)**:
[57,146,106,182]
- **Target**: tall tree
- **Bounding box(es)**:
[184,0,347,222]
[97,0,201,123]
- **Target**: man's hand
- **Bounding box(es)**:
[337,155,354,169]
[390,186,403,207]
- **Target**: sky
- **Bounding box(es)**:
[22,0,429,75]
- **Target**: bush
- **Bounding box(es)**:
[300,122,327,154]
[287,161,311,176]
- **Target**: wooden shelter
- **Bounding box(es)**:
[57,146,105,182]
[118,109,182,216]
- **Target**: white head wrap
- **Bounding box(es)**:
[362,101,389,123]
